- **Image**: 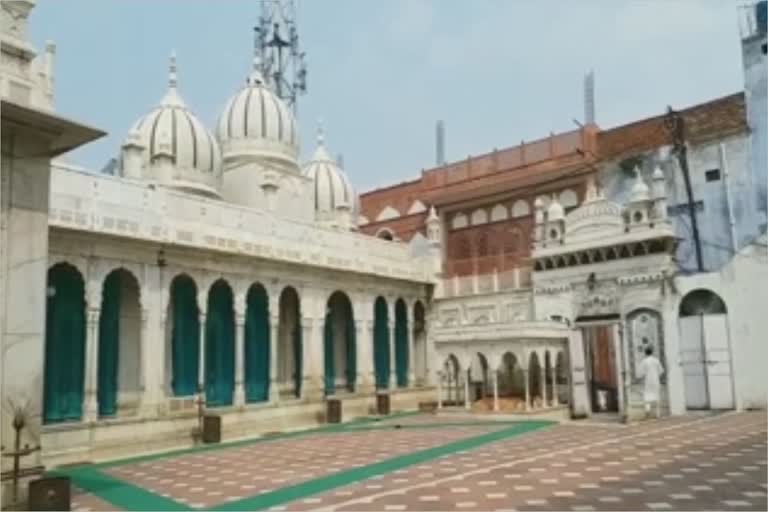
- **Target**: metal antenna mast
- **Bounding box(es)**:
[254,0,307,113]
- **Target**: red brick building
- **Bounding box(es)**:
[359,93,745,287]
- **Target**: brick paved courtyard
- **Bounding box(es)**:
[61,411,766,511]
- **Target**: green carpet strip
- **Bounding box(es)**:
[49,467,188,511]
[213,420,552,511]
[53,417,553,511]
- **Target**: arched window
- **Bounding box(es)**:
[376,228,395,241]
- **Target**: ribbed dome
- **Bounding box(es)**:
[303,126,356,217]
[216,64,299,166]
[129,53,222,196]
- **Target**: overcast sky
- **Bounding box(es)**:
[30,0,746,191]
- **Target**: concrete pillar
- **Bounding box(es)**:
[493,370,500,412]
[539,359,546,408]
[268,314,280,403]
[523,369,531,412]
[82,306,100,422]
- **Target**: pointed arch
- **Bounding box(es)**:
[166,273,199,397]
[98,268,141,417]
[44,263,86,423]
[245,283,270,402]
[325,291,356,395]
[205,279,235,406]
[278,286,302,398]
[373,296,390,390]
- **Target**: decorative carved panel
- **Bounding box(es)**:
[626,308,665,382]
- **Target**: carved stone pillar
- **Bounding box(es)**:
[493,370,500,412]
[302,316,323,401]
[137,307,158,417]
[83,306,100,422]
[233,294,246,407]
[539,359,547,408]
[269,314,280,403]
[356,319,374,394]
[437,371,444,409]
[406,304,415,387]
[198,311,206,393]
[550,357,559,407]
[463,369,471,410]
[523,369,531,412]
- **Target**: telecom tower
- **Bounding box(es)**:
[254,0,307,113]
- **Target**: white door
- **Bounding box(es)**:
[679,316,708,409]
[702,314,734,409]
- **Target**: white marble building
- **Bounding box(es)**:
[1,2,439,483]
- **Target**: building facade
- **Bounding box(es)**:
[361,1,768,419]
[1,3,439,496]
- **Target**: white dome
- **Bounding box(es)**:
[216,65,299,166]
[303,126,356,218]
[547,196,565,221]
[128,53,222,197]
[630,166,650,202]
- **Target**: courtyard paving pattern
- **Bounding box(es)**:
[61,411,766,512]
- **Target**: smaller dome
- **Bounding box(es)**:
[630,166,650,202]
[303,123,356,221]
[547,196,565,221]
[128,52,221,197]
[652,165,665,181]
[216,60,298,166]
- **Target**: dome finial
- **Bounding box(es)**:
[169,50,178,89]
[317,118,325,146]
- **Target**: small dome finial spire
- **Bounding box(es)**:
[317,118,325,146]
[169,50,178,89]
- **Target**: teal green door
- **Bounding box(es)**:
[98,271,121,416]
[323,310,335,395]
[395,300,409,387]
[170,276,199,396]
[44,264,86,423]
[373,297,390,389]
[345,310,356,392]
[245,285,269,402]
[292,314,302,397]
[205,281,235,406]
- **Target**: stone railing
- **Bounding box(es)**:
[48,164,433,283]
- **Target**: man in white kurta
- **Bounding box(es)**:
[638,346,665,418]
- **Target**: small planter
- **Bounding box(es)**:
[418,401,438,413]
[376,393,391,415]
[28,475,70,511]
[326,399,342,424]
[202,414,221,444]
